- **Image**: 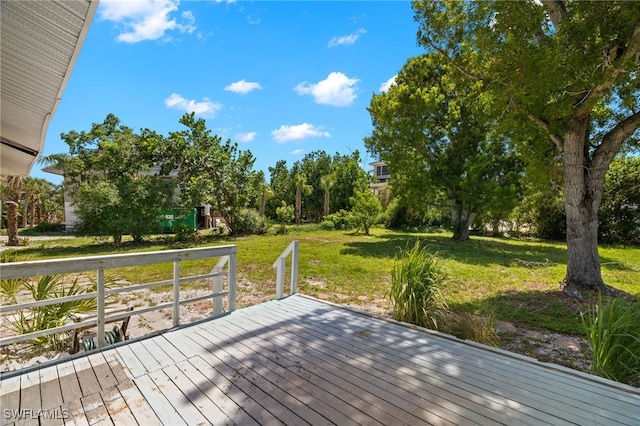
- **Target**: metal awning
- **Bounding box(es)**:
[0,0,98,176]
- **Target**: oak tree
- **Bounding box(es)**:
[413,0,640,294]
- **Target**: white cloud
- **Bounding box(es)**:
[328,28,366,47]
[236,132,257,142]
[224,80,263,94]
[294,72,359,107]
[379,75,397,92]
[271,123,331,143]
[99,0,196,43]
[290,149,304,155]
[164,93,221,118]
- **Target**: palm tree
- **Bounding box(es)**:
[259,182,274,217]
[3,176,23,245]
[320,173,335,217]
[21,177,40,227]
[294,173,312,225]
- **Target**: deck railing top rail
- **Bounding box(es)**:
[0,245,237,280]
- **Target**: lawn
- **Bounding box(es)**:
[4,226,639,336]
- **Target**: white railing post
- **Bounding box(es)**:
[211,255,228,315]
[228,248,237,312]
[173,260,180,327]
[273,241,299,300]
[96,268,105,348]
[290,240,299,295]
[276,257,286,299]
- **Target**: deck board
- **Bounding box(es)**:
[2,295,639,425]
[247,298,587,424]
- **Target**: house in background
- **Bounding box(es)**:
[42,165,223,232]
[369,160,390,198]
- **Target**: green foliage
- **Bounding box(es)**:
[599,157,640,245]
[350,180,382,236]
[582,297,640,385]
[323,209,358,231]
[0,279,23,304]
[164,113,258,233]
[412,0,640,287]
[383,198,450,230]
[275,201,295,224]
[265,151,368,223]
[388,242,447,328]
[365,54,522,240]
[10,275,97,349]
[232,208,267,236]
[436,309,500,347]
[173,223,198,242]
[48,114,174,244]
[30,222,66,233]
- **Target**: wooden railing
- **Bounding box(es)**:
[0,246,237,349]
[273,240,299,299]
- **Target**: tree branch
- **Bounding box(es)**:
[424,202,450,211]
[592,110,640,172]
[540,0,567,28]
[426,41,483,82]
[527,114,564,151]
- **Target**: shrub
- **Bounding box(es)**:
[581,296,640,385]
[32,222,66,233]
[383,199,450,230]
[10,275,98,349]
[275,201,295,225]
[388,241,447,328]
[324,209,357,230]
[231,208,267,236]
[173,223,197,242]
[436,309,500,347]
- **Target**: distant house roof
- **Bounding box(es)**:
[0,0,98,176]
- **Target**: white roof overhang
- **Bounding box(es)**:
[0,0,98,176]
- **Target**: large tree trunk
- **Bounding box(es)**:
[3,176,22,246]
[259,192,266,217]
[323,189,330,217]
[22,190,33,228]
[6,202,20,246]
[562,113,607,296]
[450,201,476,241]
[295,187,301,225]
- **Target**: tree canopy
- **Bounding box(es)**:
[412,0,640,293]
[366,54,522,240]
[50,114,173,243]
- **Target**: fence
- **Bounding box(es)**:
[0,246,237,349]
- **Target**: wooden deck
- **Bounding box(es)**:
[1,295,639,425]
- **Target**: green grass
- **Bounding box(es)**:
[582,296,640,385]
[4,226,639,336]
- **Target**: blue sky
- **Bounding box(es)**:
[35,0,424,184]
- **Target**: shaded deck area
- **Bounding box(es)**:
[2,295,639,425]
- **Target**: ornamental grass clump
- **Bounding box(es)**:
[388,241,446,328]
[582,296,640,385]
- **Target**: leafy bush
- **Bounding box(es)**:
[275,201,295,224]
[383,199,450,229]
[32,222,66,233]
[324,209,357,230]
[173,223,197,242]
[581,296,640,385]
[388,242,447,328]
[231,208,267,236]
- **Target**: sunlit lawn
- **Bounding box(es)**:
[5,226,639,336]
